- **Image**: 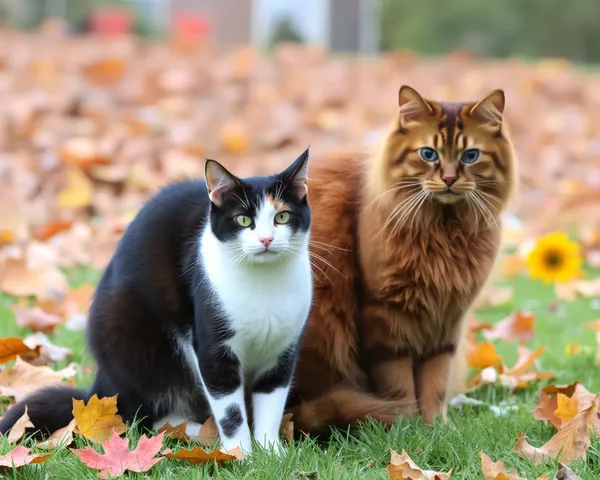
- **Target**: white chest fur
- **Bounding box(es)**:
[200,228,312,376]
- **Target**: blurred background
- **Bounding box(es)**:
[0,0,599,286]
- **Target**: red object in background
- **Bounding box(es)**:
[89,8,133,37]
[173,12,210,43]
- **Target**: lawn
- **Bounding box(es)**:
[1,263,599,479]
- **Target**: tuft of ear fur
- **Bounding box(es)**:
[398,85,434,123]
[204,159,239,207]
[281,147,310,199]
[469,89,505,126]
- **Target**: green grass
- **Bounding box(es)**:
[1,266,600,479]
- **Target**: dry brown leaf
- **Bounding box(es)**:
[0,446,51,468]
[62,283,95,319]
[162,445,243,464]
[475,285,515,310]
[467,342,502,369]
[7,406,34,443]
[23,332,72,364]
[0,357,77,402]
[514,404,594,465]
[157,420,191,441]
[533,382,596,428]
[280,412,294,444]
[11,305,62,332]
[479,451,525,480]
[196,416,219,447]
[482,311,535,343]
[0,256,68,299]
[38,418,77,450]
[73,394,127,443]
[555,463,581,479]
[388,449,451,480]
[0,337,41,364]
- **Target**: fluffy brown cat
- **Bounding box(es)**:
[286,85,517,433]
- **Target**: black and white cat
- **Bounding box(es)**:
[0,149,313,454]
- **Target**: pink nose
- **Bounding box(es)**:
[442,175,457,186]
[259,237,274,248]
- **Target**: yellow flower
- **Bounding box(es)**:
[526,232,583,284]
[564,343,582,356]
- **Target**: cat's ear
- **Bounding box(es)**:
[281,147,310,200]
[398,85,434,123]
[469,89,505,127]
[204,159,239,207]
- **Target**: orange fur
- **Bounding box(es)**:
[288,87,517,434]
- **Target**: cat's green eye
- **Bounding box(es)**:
[275,211,291,225]
[235,215,252,228]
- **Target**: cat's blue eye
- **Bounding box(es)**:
[418,147,439,162]
[235,215,252,228]
[275,211,291,225]
[461,149,480,164]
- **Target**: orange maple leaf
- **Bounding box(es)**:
[73,394,127,443]
[467,342,502,369]
[162,445,244,464]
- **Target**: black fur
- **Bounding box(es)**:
[220,404,244,438]
[0,149,310,437]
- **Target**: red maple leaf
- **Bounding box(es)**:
[71,430,165,478]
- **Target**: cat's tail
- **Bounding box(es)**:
[289,386,417,435]
[0,386,89,437]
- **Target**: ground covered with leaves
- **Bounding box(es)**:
[1,25,600,479]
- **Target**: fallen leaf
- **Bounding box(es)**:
[280,412,294,444]
[38,418,77,450]
[467,342,502,369]
[555,462,581,479]
[533,382,596,428]
[196,416,219,447]
[71,430,164,478]
[23,332,72,364]
[0,446,51,468]
[7,406,34,443]
[0,337,41,364]
[157,419,191,441]
[11,305,62,332]
[479,451,525,480]
[0,357,77,402]
[162,445,243,464]
[388,449,451,479]
[514,404,594,464]
[57,167,93,209]
[475,285,514,310]
[498,346,555,389]
[483,311,535,343]
[34,220,73,241]
[62,283,95,319]
[0,256,67,299]
[73,394,127,443]
[554,394,580,426]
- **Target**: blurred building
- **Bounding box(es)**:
[1,0,380,52]
[170,0,380,52]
